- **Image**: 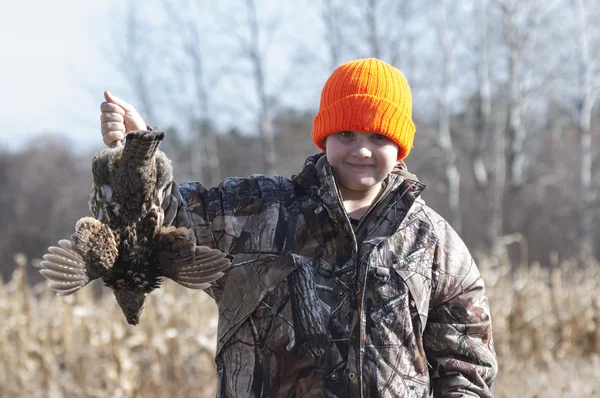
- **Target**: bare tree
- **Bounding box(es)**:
[472,0,492,190]
[0,139,91,281]
[571,0,599,259]
[492,0,558,189]
[321,0,344,70]
[365,0,382,58]
[497,2,527,189]
[238,0,277,175]
[348,0,423,66]
[115,0,222,186]
[389,0,419,76]
[435,4,462,233]
[94,0,600,265]
[472,0,506,251]
[119,0,158,125]
[161,0,221,186]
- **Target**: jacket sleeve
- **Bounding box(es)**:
[162,178,264,247]
[159,179,223,300]
[160,177,266,300]
[423,220,498,397]
[161,180,195,231]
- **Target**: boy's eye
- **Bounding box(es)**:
[372,133,387,140]
[339,131,354,138]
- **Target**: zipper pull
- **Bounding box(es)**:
[372,266,390,283]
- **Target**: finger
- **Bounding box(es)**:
[104,91,136,112]
[103,131,125,147]
[100,101,126,116]
[100,112,124,124]
[101,122,126,135]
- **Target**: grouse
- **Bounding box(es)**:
[37,131,230,325]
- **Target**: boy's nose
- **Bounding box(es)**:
[352,145,372,158]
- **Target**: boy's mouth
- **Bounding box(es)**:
[347,163,374,169]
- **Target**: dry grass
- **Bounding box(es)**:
[479,247,600,397]
[1,248,599,397]
[1,255,219,398]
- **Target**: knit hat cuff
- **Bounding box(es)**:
[312,94,416,160]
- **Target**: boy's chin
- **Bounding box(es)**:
[341,179,381,192]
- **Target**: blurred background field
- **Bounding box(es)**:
[2,251,600,397]
[2,0,600,396]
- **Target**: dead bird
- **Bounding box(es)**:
[37,131,230,325]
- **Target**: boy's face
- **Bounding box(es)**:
[325,130,399,197]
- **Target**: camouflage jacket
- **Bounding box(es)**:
[162,153,497,397]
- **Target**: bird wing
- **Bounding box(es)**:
[73,217,119,271]
[37,240,100,295]
[156,226,231,290]
[38,217,119,296]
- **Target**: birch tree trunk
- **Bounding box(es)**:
[491,0,551,240]
[184,11,220,186]
[322,0,344,70]
[473,0,491,190]
[474,0,505,251]
[245,0,276,175]
[435,9,462,233]
[490,113,507,254]
[573,0,597,259]
[502,6,527,189]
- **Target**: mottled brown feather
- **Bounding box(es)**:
[156,226,231,290]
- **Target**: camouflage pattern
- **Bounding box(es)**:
[162,153,497,397]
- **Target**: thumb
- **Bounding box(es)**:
[104,90,136,113]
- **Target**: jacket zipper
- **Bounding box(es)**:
[355,175,399,235]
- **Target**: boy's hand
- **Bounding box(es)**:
[100,91,147,147]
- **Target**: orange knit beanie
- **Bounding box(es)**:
[312,58,416,160]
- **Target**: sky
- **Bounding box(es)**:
[0,0,325,153]
[0,0,131,152]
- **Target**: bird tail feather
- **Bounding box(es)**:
[123,130,165,163]
[37,240,95,295]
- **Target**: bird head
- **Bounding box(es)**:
[113,288,147,325]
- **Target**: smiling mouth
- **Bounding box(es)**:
[347,163,374,169]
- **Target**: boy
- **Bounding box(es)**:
[101,58,497,397]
